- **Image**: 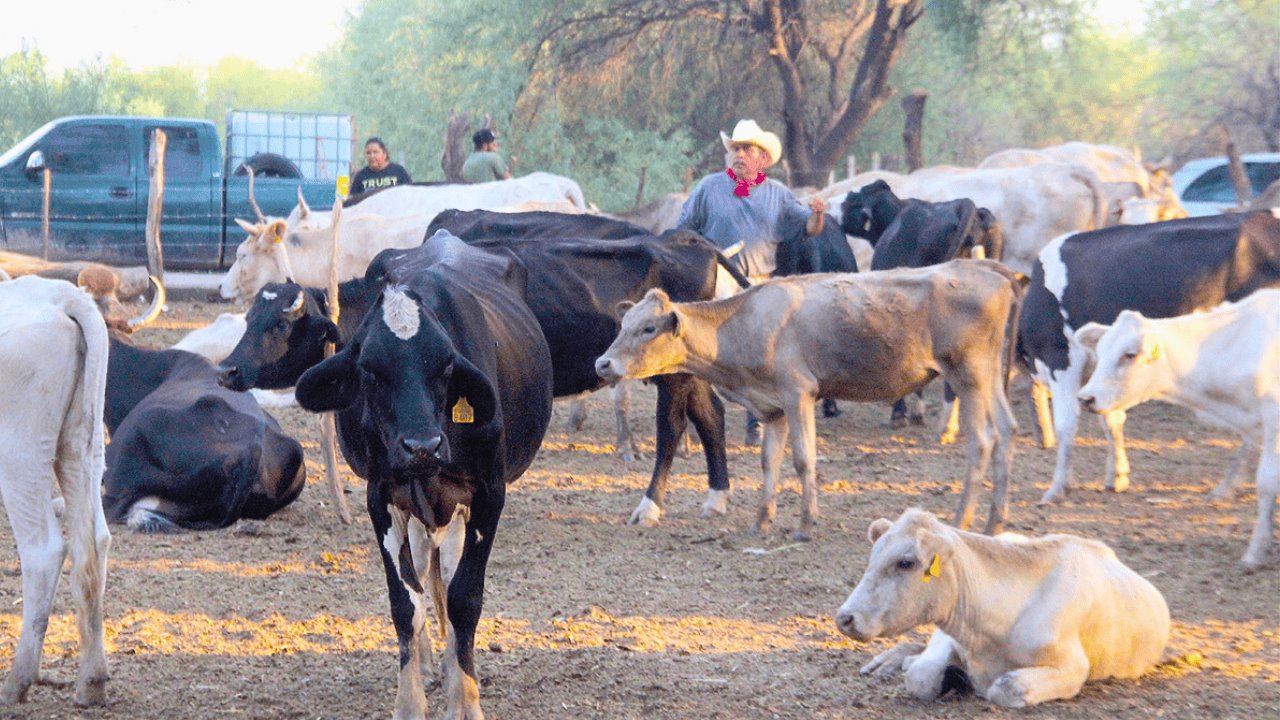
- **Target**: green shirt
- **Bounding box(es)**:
[461,151,508,184]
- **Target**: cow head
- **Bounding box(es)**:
[595,288,686,382]
[1146,165,1189,220]
[840,180,902,243]
[295,286,498,522]
[218,284,338,391]
[76,266,165,332]
[1075,311,1169,414]
[220,218,293,302]
[835,509,956,642]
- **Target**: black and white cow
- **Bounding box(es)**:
[293,232,554,720]
[428,207,648,240]
[102,336,306,531]
[1021,210,1280,503]
[220,228,751,528]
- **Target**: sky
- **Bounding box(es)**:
[4,0,1147,72]
[1,0,363,71]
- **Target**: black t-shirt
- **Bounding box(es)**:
[351,163,412,194]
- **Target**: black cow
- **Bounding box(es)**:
[293,233,553,719]
[102,336,305,532]
[840,179,906,242]
[220,229,752,527]
[774,211,861,276]
[1022,210,1280,504]
[428,208,648,240]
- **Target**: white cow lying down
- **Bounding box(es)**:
[1076,289,1280,571]
[835,509,1169,708]
[0,276,111,707]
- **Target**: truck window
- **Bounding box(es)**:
[42,124,130,176]
[143,125,203,178]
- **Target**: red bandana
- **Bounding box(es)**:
[727,168,766,197]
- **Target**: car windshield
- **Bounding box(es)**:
[0,120,58,169]
[1182,162,1280,202]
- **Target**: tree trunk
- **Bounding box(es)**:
[901,90,927,172]
[441,110,471,182]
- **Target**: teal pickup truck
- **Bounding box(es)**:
[0,114,349,270]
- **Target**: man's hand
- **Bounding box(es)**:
[808,196,828,215]
[805,195,828,236]
[509,155,519,169]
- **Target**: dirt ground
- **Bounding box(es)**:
[1,299,1277,720]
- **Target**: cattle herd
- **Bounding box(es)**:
[1,141,1278,717]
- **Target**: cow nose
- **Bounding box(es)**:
[595,357,617,380]
[402,434,445,460]
[218,365,245,390]
[834,611,858,639]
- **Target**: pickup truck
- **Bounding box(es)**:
[0,115,341,270]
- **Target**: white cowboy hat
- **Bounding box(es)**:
[720,119,782,168]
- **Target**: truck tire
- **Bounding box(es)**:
[233,153,302,179]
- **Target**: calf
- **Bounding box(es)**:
[1021,210,1280,503]
[294,233,553,720]
[0,276,111,707]
[102,336,306,531]
[1076,291,1280,570]
[596,260,1022,538]
[835,509,1169,708]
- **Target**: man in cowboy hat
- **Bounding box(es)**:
[677,119,828,280]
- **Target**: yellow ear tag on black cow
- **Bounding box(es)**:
[923,553,942,583]
[452,397,474,424]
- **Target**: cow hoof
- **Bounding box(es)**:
[821,399,842,418]
[938,430,958,446]
[1239,556,1265,574]
[985,673,1029,708]
[1037,488,1068,505]
[890,415,908,430]
[628,497,662,527]
[619,448,636,465]
[699,490,729,517]
[908,412,926,427]
[73,676,108,707]
[1107,474,1130,493]
[791,529,813,542]
[743,429,761,447]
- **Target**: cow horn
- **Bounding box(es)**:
[0,268,10,282]
[128,275,166,329]
[297,187,310,219]
[284,291,305,315]
[247,167,267,223]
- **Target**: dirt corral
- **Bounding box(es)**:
[1,299,1277,719]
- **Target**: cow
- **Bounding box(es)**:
[171,312,296,408]
[292,233,554,720]
[1075,290,1280,570]
[427,208,648,241]
[1020,210,1280,504]
[101,335,306,532]
[219,229,753,527]
[0,276,111,707]
[596,260,1023,539]
[0,250,165,331]
[608,192,690,234]
[835,508,1170,708]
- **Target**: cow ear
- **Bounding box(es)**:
[295,345,361,412]
[320,318,342,346]
[265,219,288,245]
[867,518,892,544]
[614,300,635,320]
[1074,322,1109,354]
[448,354,499,434]
[668,311,683,338]
[915,527,953,566]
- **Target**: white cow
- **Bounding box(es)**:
[172,312,295,407]
[1076,290,1280,570]
[0,276,111,707]
[608,192,689,234]
[835,508,1169,708]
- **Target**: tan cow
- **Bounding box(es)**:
[836,508,1169,708]
[0,250,164,330]
[595,260,1022,538]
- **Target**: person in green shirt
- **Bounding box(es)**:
[461,129,517,183]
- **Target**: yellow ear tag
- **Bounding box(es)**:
[452,397,474,424]
[270,229,285,245]
[923,553,942,583]
[1147,344,1161,363]
[336,175,350,199]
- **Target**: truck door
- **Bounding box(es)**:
[140,124,219,269]
[10,122,140,263]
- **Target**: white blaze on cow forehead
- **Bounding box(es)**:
[262,290,278,300]
[382,286,421,340]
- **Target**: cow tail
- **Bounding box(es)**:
[1072,167,1107,230]
[1002,271,1027,396]
[713,248,752,289]
[62,287,111,625]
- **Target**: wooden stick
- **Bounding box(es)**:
[319,198,353,524]
[145,129,167,283]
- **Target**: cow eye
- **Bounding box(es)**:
[896,558,916,571]
[1121,351,1138,362]
[642,325,657,335]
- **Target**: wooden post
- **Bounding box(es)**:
[145,128,167,283]
[633,166,648,209]
[319,198,353,525]
[441,109,471,182]
[872,152,882,171]
[41,169,51,260]
[901,90,928,172]
[847,155,857,179]
[682,166,694,193]
[1218,125,1253,206]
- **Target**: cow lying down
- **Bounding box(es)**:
[835,509,1170,708]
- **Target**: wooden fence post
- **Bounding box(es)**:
[901,90,928,172]
[145,128,167,283]
[634,166,648,209]
[1218,125,1253,206]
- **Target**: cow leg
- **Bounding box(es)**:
[821,398,842,418]
[1031,379,1057,449]
[904,630,964,701]
[629,376,690,526]
[908,389,927,426]
[563,393,589,432]
[0,466,65,706]
[939,384,960,445]
[441,497,502,720]
[1210,437,1253,502]
[1098,410,1130,492]
[889,398,909,429]
[1241,425,1278,572]
[610,382,641,464]
[985,647,1090,708]
[984,381,1018,535]
[1040,355,1086,504]
[682,379,731,517]
[744,412,762,446]
[955,381,996,532]
[368,487,430,720]
[55,428,111,708]
[755,415,789,534]
[785,394,820,541]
